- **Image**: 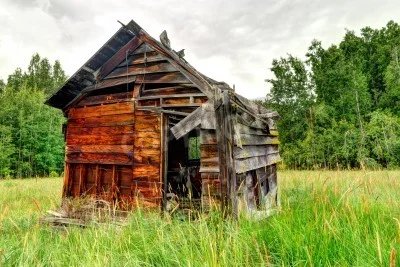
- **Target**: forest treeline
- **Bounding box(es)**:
[1,21,399,178]
[264,20,400,169]
[0,54,67,178]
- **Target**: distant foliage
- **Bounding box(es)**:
[0,54,67,178]
[265,20,400,169]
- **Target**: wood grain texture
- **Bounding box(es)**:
[67,145,132,154]
[67,134,134,145]
[76,92,133,107]
[235,152,281,174]
[98,37,143,80]
[107,62,177,79]
[142,86,201,97]
[68,113,134,127]
[69,102,134,119]
[66,152,132,165]
[106,72,191,84]
[233,145,279,159]
[170,106,201,139]
[67,126,134,136]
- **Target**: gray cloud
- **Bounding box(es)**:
[0,0,399,98]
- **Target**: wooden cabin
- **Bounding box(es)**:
[46,20,281,215]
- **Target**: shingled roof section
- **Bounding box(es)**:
[46,20,218,110]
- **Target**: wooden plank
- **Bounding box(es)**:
[66,152,133,165]
[78,164,86,195]
[67,126,134,136]
[67,145,132,154]
[200,157,219,169]
[238,134,280,146]
[200,144,218,158]
[62,163,71,197]
[76,92,133,107]
[200,129,217,145]
[161,114,169,211]
[135,114,161,125]
[68,113,134,127]
[236,111,268,130]
[132,43,154,54]
[162,98,190,105]
[235,153,281,174]
[106,72,191,84]
[234,145,279,159]
[95,165,100,195]
[214,91,236,216]
[69,102,134,119]
[161,103,202,108]
[236,123,268,136]
[142,86,201,97]
[98,37,143,80]
[111,165,118,200]
[199,166,220,173]
[133,148,160,165]
[133,164,160,181]
[170,106,201,139]
[201,102,216,129]
[134,131,161,149]
[106,62,177,79]
[117,51,165,67]
[137,93,205,101]
[66,134,134,145]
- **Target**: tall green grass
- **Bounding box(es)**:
[1,171,399,266]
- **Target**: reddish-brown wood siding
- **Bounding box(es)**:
[132,110,162,207]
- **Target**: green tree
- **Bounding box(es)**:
[266,20,400,169]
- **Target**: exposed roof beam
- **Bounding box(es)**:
[98,37,143,80]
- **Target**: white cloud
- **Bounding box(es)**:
[0,0,400,99]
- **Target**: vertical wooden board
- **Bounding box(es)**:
[99,165,113,194]
[85,164,96,184]
[118,166,133,189]
[161,114,169,211]
[201,172,221,210]
[63,163,72,197]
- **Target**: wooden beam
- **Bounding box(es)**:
[78,164,86,196]
[98,37,143,80]
[170,106,202,139]
[215,91,237,218]
[111,165,117,201]
[137,93,205,101]
[161,103,201,108]
[161,114,169,212]
[95,164,100,195]
[62,163,71,198]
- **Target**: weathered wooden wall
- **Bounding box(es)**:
[64,90,136,205]
[132,109,162,207]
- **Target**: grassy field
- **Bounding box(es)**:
[0,171,399,266]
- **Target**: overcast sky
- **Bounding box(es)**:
[0,0,399,99]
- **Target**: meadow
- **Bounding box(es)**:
[0,170,399,266]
